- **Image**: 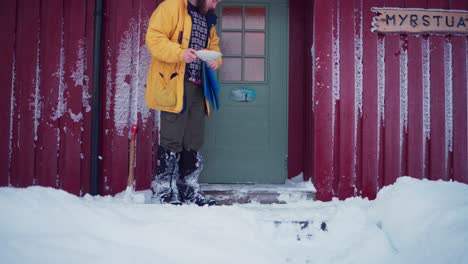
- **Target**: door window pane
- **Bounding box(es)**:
[244,32,264,56]
[244,58,264,81]
[245,7,265,30]
[221,58,242,81]
[220,32,242,55]
[222,7,242,30]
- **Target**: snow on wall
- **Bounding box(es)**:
[354,2,363,190]
[105,43,112,120]
[422,38,431,140]
[113,15,152,137]
[444,38,453,153]
[377,36,385,165]
[354,5,363,116]
[71,39,91,114]
[137,20,152,126]
[332,3,340,161]
[52,18,66,121]
[114,18,133,136]
[400,38,408,152]
[33,31,42,142]
[9,54,16,187]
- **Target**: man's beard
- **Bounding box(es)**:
[197,0,214,16]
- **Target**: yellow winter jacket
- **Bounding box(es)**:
[145,0,222,114]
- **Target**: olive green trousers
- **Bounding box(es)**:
[159,81,205,153]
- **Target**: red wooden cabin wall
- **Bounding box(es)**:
[313,0,468,201]
[1,0,466,201]
[0,0,161,196]
[0,0,96,195]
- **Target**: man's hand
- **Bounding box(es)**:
[183,48,197,63]
[206,60,219,70]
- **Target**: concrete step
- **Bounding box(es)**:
[200,183,316,205]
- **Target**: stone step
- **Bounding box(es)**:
[200,184,316,205]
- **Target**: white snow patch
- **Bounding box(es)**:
[8,54,16,187]
[1,177,467,264]
[33,31,42,142]
[114,20,133,136]
[71,39,91,113]
[444,38,453,153]
[354,5,363,115]
[137,21,152,126]
[68,109,83,122]
[377,36,385,166]
[114,16,153,136]
[105,43,112,120]
[400,38,408,156]
[331,4,340,181]
[354,2,363,194]
[52,18,67,121]
[377,37,385,126]
[422,38,431,140]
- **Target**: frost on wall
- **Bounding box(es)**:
[377,36,385,164]
[33,31,42,142]
[71,39,91,115]
[114,19,133,136]
[444,38,453,153]
[8,54,16,186]
[105,43,112,120]
[422,38,431,140]
[400,38,408,152]
[353,1,363,195]
[354,5,363,116]
[112,15,152,137]
[332,3,340,161]
[52,18,66,121]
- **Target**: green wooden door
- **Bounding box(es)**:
[200,0,289,184]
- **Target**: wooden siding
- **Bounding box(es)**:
[0,0,160,196]
[313,0,468,201]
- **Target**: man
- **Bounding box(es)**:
[145,0,222,205]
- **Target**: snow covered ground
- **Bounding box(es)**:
[0,176,467,264]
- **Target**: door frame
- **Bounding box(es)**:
[287,0,314,181]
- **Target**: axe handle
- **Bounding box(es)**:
[127,134,136,187]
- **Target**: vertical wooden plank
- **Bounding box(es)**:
[354,0,363,195]
[134,0,158,191]
[451,0,468,184]
[80,0,95,195]
[337,0,356,199]
[288,0,306,180]
[428,0,449,181]
[101,0,115,194]
[303,0,314,183]
[361,0,383,199]
[102,0,134,195]
[0,0,17,186]
[313,0,337,201]
[407,0,428,180]
[59,0,88,195]
[11,0,41,187]
[35,0,63,188]
[383,0,405,186]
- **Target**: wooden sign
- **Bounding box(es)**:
[371,8,468,35]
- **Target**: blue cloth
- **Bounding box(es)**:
[202,62,220,112]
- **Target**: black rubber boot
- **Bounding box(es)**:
[152,146,182,205]
[178,150,216,206]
